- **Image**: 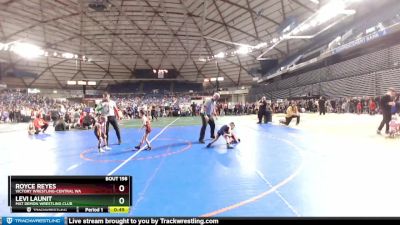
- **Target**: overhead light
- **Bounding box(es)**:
[53,90,58,94]
[236,46,251,55]
[62,53,74,59]
[314,0,346,25]
[67,81,76,85]
[87,81,96,86]
[271,38,279,44]
[77,81,87,85]
[27,88,40,94]
[254,43,268,49]
[342,9,356,15]
[287,0,355,37]
[282,24,293,34]
[53,52,58,57]
[346,0,364,2]
[217,77,224,81]
[204,78,210,82]
[12,42,44,59]
[215,52,225,58]
[210,78,217,82]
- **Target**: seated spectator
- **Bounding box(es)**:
[82,112,94,129]
[50,109,60,126]
[65,112,72,124]
[1,109,9,123]
[55,118,69,131]
[73,109,81,127]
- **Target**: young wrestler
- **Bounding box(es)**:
[28,121,35,135]
[135,110,152,150]
[389,115,400,137]
[94,116,108,153]
[206,122,240,149]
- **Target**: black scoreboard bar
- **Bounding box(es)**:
[8,176,131,213]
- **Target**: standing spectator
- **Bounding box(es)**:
[307,100,314,113]
[331,100,336,113]
[377,88,396,135]
[369,99,376,115]
[150,105,158,121]
[318,96,326,115]
[199,93,220,144]
[357,101,362,115]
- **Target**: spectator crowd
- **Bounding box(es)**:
[0,89,392,134]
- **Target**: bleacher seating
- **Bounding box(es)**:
[249,41,400,99]
[107,81,203,94]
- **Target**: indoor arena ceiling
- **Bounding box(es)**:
[0,0,378,88]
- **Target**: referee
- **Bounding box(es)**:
[257,96,268,124]
[100,92,122,147]
[199,93,220,144]
[377,88,396,135]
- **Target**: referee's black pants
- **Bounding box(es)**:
[106,116,121,145]
[319,107,326,115]
[199,114,215,141]
[258,110,267,123]
[378,111,391,133]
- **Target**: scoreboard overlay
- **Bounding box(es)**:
[8,176,132,213]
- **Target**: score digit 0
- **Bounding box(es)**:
[119,197,125,205]
[119,185,125,192]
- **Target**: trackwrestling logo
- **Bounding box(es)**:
[2,217,64,225]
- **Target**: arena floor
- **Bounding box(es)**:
[1,113,399,217]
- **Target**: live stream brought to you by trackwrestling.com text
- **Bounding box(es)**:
[3,176,224,225]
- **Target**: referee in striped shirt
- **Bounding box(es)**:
[199,93,220,144]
